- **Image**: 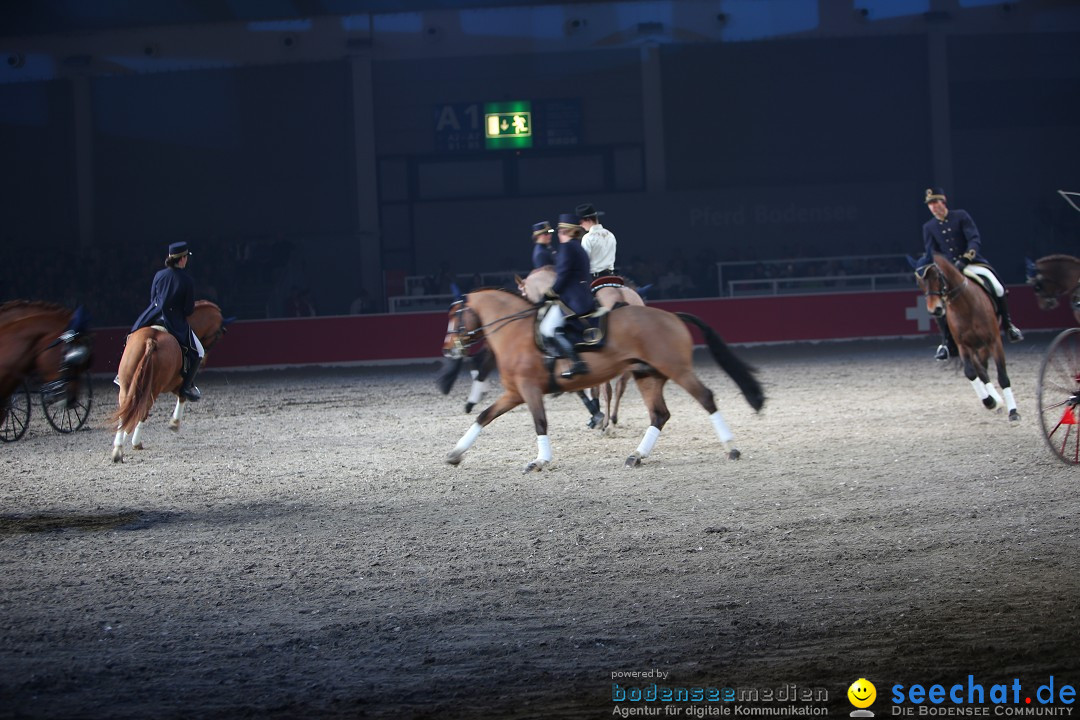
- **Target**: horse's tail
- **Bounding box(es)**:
[109,337,160,432]
[436,356,463,395]
[675,313,765,411]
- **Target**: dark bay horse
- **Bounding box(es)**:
[517,265,646,431]
[0,301,93,432]
[916,254,1018,420]
[1026,254,1080,325]
[441,288,764,470]
[110,300,230,462]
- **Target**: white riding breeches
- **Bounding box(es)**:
[539,302,565,338]
[963,264,1004,297]
[192,331,205,358]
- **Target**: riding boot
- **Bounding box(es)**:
[994,294,1024,342]
[180,355,202,402]
[551,329,588,379]
[934,316,957,361]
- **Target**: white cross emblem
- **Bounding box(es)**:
[905,295,932,332]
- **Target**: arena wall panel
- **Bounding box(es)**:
[89,287,1076,374]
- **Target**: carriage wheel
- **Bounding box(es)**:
[1,382,32,442]
[42,370,94,434]
[1037,328,1080,465]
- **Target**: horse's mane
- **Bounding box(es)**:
[1039,254,1080,265]
[0,299,69,315]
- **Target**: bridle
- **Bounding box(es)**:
[919,263,967,303]
[444,296,536,358]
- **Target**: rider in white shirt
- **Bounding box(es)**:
[576,202,617,278]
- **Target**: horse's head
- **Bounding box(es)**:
[520,266,555,305]
[442,298,483,360]
[1026,256,1080,311]
[190,300,230,352]
[914,257,955,318]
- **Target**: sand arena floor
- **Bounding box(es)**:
[1,336,1078,719]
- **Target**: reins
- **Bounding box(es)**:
[451,296,537,352]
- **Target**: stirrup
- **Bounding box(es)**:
[934,344,950,361]
[1006,325,1024,342]
[181,385,202,402]
[561,361,589,379]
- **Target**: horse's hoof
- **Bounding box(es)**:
[1009,410,1020,422]
[168,420,180,431]
[446,452,463,466]
[728,449,741,460]
[624,453,642,468]
[133,443,144,451]
[982,397,997,410]
[111,448,123,463]
[587,412,604,429]
[464,402,475,414]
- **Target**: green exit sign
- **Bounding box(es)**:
[484,101,532,149]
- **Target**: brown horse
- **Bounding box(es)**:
[0,301,93,433]
[1026,254,1080,325]
[441,288,764,470]
[517,266,646,431]
[110,300,229,462]
[916,253,1018,420]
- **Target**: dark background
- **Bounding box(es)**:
[1,0,1078,322]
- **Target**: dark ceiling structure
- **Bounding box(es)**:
[0,0,598,37]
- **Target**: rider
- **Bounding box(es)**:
[539,213,593,379]
[531,220,555,269]
[576,202,617,278]
[131,241,205,401]
[922,187,1023,360]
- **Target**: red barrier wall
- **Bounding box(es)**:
[89,286,1076,374]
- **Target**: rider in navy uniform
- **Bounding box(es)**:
[922,187,1023,360]
[539,214,593,378]
[131,241,204,401]
[531,220,556,269]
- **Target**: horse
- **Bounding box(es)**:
[0,301,93,432]
[110,300,231,462]
[915,253,1019,421]
[440,288,765,471]
[1026,254,1080,325]
[516,265,646,431]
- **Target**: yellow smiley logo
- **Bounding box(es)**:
[848,678,876,709]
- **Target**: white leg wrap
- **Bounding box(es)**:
[172,397,184,423]
[453,422,483,453]
[986,382,1004,406]
[536,435,552,463]
[970,378,989,400]
[466,380,488,405]
[112,428,125,448]
[710,411,734,443]
[131,421,144,447]
[636,426,661,458]
[1003,387,1017,412]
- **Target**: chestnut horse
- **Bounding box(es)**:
[915,254,1018,420]
[0,301,93,432]
[1026,254,1080,325]
[441,288,764,471]
[110,300,230,462]
[517,266,646,431]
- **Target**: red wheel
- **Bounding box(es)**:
[1037,328,1080,465]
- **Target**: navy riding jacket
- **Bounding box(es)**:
[922,209,990,267]
[531,242,556,270]
[132,266,195,350]
[550,240,593,316]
